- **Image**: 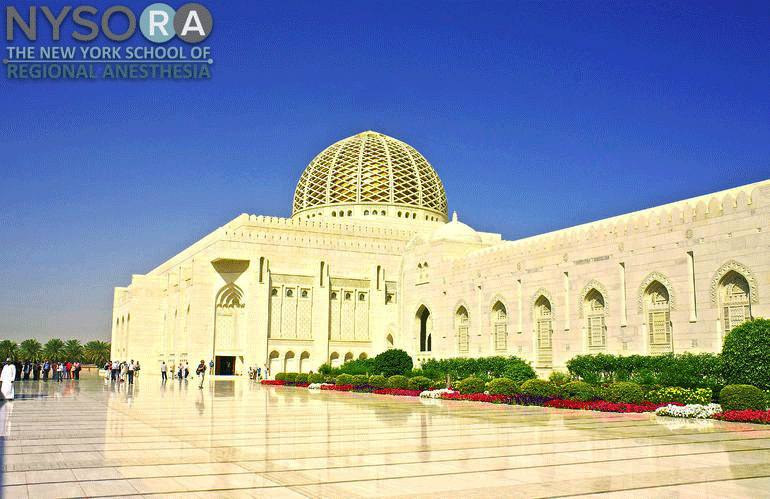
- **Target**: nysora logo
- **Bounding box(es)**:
[6,3,212,43]
[140,3,212,43]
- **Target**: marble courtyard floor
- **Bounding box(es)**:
[3,376,770,499]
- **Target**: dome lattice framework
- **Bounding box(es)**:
[292,131,448,220]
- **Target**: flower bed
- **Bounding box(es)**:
[260,380,285,385]
[321,384,353,391]
[440,392,511,404]
[713,409,770,424]
[420,388,455,399]
[544,399,667,413]
[373,388,422,397]
[655,403,721,419]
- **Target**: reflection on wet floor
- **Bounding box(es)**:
[3,374,770,499]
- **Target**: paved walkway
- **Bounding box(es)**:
[3,375,770,498]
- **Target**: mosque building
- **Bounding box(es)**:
[111,131,770,375]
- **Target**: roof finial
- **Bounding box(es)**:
[452,211,458,222]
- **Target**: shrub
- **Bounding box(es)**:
[503,358,537,383]
[295,373,309,383]
[308,373,324,384]
[562,381,598,401]
[721,319,770,390]
[283,373,297,383]
[719,384,767,411]
[338,358,375,376]
[603,382,644,404]
[351,375,368,386]
[387,375,410,390]
[456,376,486,394]
[373,349,413,377]
[646,387,711,405]
[335,374,354,386]
[548,371,571,386]
[408,376,433,391]
[520,379,561,398]
[274,372,287,381]
[368,375,387,388]
[318,363,333,375]
[420,356,535,382]
[323,375,336,383]
[486,377,519,396]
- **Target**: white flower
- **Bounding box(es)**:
[308,382,333,390]
[655,403,722,419]
[420,388,455,398]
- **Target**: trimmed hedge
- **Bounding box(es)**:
[368,375,387,388]
[274,372,287,381]
[335,374,354,386]
[486,377,519,396]
[603,382,644,405]
[284,373,297,383]
[719,384,768,411]
[308,373,324,384]
[387,375,410,390]
[566,352,723,391]
[295,373,309,383]
[562,381,598,401]
[721,319,770,390]
[408,376,433,391]
[421,355,536,382]
[351,375,368,386]
[457,376,487,394]
[520,379,560,398]
[548,371,572,386]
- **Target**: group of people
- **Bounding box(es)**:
[3,360,82,382]
[247,366,269,380]
[160,360,208,388]
[104,360,140,384]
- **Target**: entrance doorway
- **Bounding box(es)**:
[215,356,235,375]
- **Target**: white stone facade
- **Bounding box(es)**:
[111,132,770,375]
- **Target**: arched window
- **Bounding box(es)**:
[386,333,394,348]
[456,306,470,353]
[492,301,507,351]
[720,271,751,334]
[417,305,431,352]
[535,296,553,368]
[645,281,672,354]
[344,352,354,363]
[584,289,606,350]
[364,210,369,215]
[347,210,352,216]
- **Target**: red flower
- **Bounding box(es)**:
[713,409,770,424]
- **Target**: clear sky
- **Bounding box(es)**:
[1,1,768,343]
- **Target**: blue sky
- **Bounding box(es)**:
[1,1,768,342]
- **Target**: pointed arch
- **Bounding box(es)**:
[534,294,553,368]
[491,300,508,352]
[216,283,245,307]
[415,304,431,352]
[583,288,606,350]
[578,279,609,318]
[530,288,554,319]
[644,280,672,354]
[455,305,470,354]
[637,272,676,314]
[710,260,758,307]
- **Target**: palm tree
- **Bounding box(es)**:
[0,340,19,361]
[62,339,83,361]
[19,339,43,361]
[83,340,111,366]
[43,338,65,362]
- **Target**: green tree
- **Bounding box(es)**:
[721,318,770,390]
[19,339,42,361]
[0,340,19,361]
[62,339,83,361]
[83,340,111,366]
[372,349,413,377]
[43,338,65,362]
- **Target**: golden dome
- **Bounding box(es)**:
[292,131,448,221]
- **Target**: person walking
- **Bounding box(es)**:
[209,359,214,374]
[127,360,135,385]
[1,359,17,400]
[111,360,119,382]
[57,362,65,382]
[196,360,206,388]
[161,361,167,381]
[43,361,50,381]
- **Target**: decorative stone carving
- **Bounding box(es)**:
[710,260,758,307]
[530,288,554,319]
[637,272,676,314]
[578,280,609,318]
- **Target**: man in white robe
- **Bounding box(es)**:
[1,360,16,400]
